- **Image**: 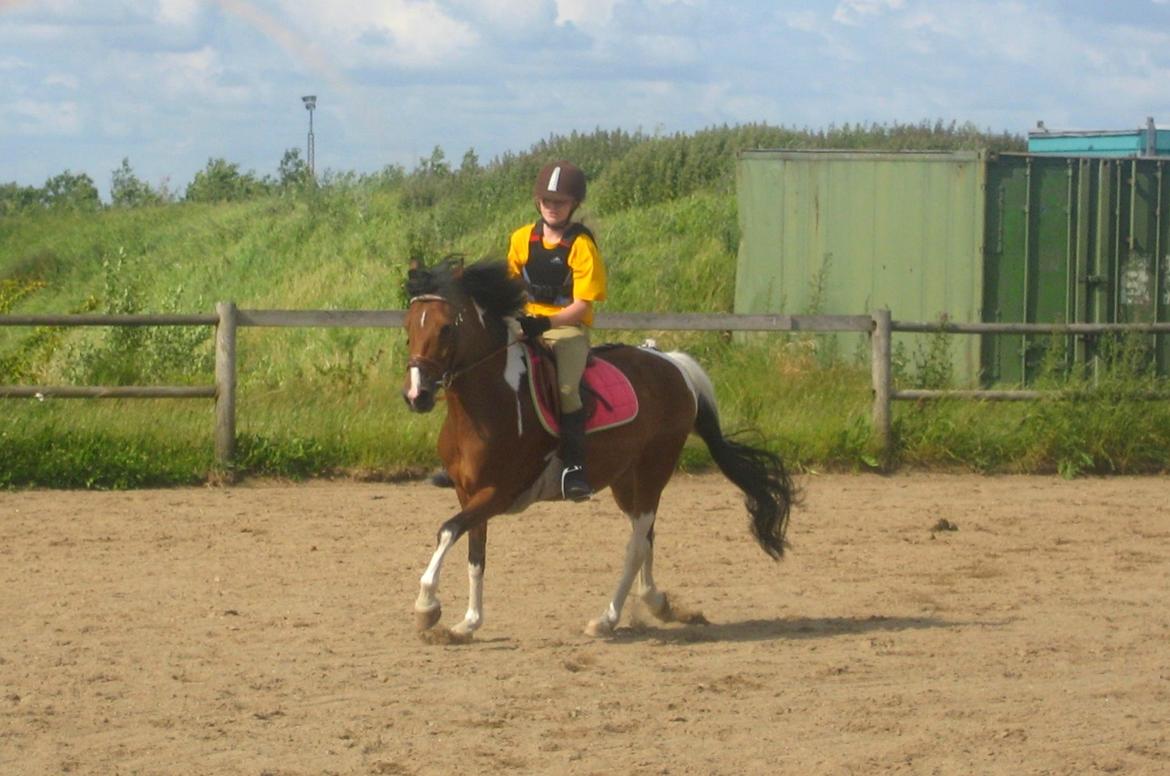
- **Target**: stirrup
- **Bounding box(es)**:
[561,465,592,502]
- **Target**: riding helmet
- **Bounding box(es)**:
[533,160,586,203]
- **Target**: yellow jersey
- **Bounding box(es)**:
[507,222,606,326]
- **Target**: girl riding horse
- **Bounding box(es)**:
[508,160,605,502]
[403,256,796,639]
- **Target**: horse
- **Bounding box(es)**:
[401,257,796,639]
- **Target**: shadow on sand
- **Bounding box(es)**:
[610,613,995,645]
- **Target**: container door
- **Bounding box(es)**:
[984,155,1170,384]
[982,156,1028,384]
[1115,159,1169,373]
[982,155,1078,384]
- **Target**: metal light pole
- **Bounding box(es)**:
[301,95,317,177]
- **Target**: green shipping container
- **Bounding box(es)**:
[736,150,1170,384]
[735,150,986,381]
[984,154,1170,383]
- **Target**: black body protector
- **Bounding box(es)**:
[523,221,594,307]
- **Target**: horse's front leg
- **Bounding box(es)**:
[450,523,486,637]
[414,489,501,634]
[414,515,461,630]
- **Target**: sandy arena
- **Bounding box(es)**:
[2,473,1169,775]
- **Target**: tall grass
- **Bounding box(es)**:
[6,123,1167,488]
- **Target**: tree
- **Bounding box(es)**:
[418,146,450,177]
[277,148,312,191]
[110,158,163,208]
[0,182,41,216]
[184,158,269,203]
[459,148,480,176]
[41,170,100,211]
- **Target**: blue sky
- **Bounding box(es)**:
[2,0,1169,199]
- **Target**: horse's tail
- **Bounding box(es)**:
[662,351,796,560]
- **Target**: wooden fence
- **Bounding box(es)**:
[5,305,1170,469]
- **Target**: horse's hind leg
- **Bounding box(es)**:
[635,525,672,622]
[585,510,656,638]
[585,464,676,637]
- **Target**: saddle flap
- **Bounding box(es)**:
[524,344,639,436]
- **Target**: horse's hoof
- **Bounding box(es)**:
[584,618,615,638]
[645,592,675,623]
[415,605,442,631]
[419,626,473,645]
[449,621,479,642]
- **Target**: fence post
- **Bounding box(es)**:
[215,301,238,472]
[870,308,892,463]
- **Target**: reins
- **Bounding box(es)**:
[440,340,515,388]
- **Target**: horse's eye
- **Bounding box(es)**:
[439,323,454,342]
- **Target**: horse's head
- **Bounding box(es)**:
[401,257,526,413]
[403,259,463,413]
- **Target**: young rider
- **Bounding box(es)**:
[507,160,607,502]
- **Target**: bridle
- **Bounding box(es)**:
[407,295,515,390]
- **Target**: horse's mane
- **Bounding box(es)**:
[406,257,526,320]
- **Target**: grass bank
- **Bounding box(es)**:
[4,124,1168,487]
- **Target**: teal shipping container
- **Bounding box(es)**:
[1028,118,1170,157]
[736,150,1170,384]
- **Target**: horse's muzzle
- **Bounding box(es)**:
[403,364,437,412]
[403,388,435,413]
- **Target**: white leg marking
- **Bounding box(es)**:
[451,562,484,636]
[588,512,655,635]
[415,529,455,613]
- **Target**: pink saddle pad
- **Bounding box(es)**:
[525,346,639,436]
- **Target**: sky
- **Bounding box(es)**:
[2,0,1170,200]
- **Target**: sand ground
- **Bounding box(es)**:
[3,473,1170,775]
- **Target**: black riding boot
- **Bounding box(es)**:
[559,409,593,502]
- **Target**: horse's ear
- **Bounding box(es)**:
[450,255,465,279]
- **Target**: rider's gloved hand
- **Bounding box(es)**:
[517,315,551,339]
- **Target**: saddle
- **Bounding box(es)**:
[523,342,639,436]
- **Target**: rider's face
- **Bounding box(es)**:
[538,197,574,225]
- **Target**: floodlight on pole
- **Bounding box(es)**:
[302,95,317,177]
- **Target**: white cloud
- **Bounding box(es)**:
[43,73,79,89]
[277,0,479,68]
[445,0,552,28]
[3,0,1170,200]
[0,55,31,71]
[785,10,820,33]
[155,0,201,26]
[152,46,251,103]
[555,0,618,27]
[832,0,906,26]
[14,98,81,134]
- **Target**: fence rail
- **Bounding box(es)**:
[0,385,216,399]
[4,305,1169,470]
[0,313,218,326]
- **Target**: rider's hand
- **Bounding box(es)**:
[517,315,551,339]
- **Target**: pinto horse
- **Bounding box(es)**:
[402,258,795,639]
